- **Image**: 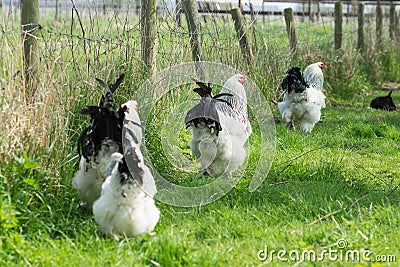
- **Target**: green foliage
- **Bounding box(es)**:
[0,199,19,231]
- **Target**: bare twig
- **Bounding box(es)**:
[353,162,389,186]
[387,184,400,196]
[353,161,400,197]
[70,0,89,73]
[309,194,369,225]
[276,147,323,167]
[268,180,292,186]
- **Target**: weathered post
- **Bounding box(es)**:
[249,2,255,23]
[397,11,400,41]
[21,0,39,100]
[183,0,202,62]
[284,7,297,54]
[141,0,157,75]
[376,1,383,46]
[389,5,396,40]
[230,7,254,64]
[249,3,258,52]
[55,0,59,20]
[262,1,265,24]
[358,3,364,52]
[334,1,342,50]
[175,0,182,27]
[351,0,358,15]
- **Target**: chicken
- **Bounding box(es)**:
[72,74,129,209]
[277,66,326,133]
[185,74,252,176]
[92,151,160,239]
[84,84,159,238]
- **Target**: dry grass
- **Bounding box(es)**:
[0,37,65,161]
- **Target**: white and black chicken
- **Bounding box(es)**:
[92,151,160,239]
[278,62,326,133]
[73,74,160,237]
[185,74,252,176]
[92,97,159,238]
[72,74,126,209]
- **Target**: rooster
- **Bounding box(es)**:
[72,74,134,209]
[185,74,252,176]
[92,150,160,239]
[277,65,326,133]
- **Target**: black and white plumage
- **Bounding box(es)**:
[185,74,252,176]
[72,74,136,209]
[278,66,326,133]
[184,80,233,136]
[92,151,160,239]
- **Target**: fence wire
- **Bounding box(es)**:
[0,1,398,91]
[0,1,399,161]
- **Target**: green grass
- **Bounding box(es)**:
[1,9,400,267]
[1,106,399,266]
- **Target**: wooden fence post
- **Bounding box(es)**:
[21,0,39,101]
[55,0,59,20]
[389,5,396,40]
[397,12,400,41]
[334,2,342,50]
[376,2,383,46]
[141,0,157,75]
[262,1,265,24]
[284,7,297,54]
[249,3,258,52]
[249,3,255,23]
[183,0,202,62]
[357,3,364,52]
[175,0,182,27]
[230,7,254,64]
[351,0,358,15]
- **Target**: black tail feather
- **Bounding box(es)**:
[281,67,309,93]
[193,80,212,97]
[111,74,125,93]
[96,74,125,109]
[78,74,127,160]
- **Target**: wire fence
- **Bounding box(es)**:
[1,1,399,89]
[1,1,399,91]
[0,0,399,162]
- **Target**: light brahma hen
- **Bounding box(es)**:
[185,74,252,176]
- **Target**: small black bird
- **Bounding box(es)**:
[370,91,396,111]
